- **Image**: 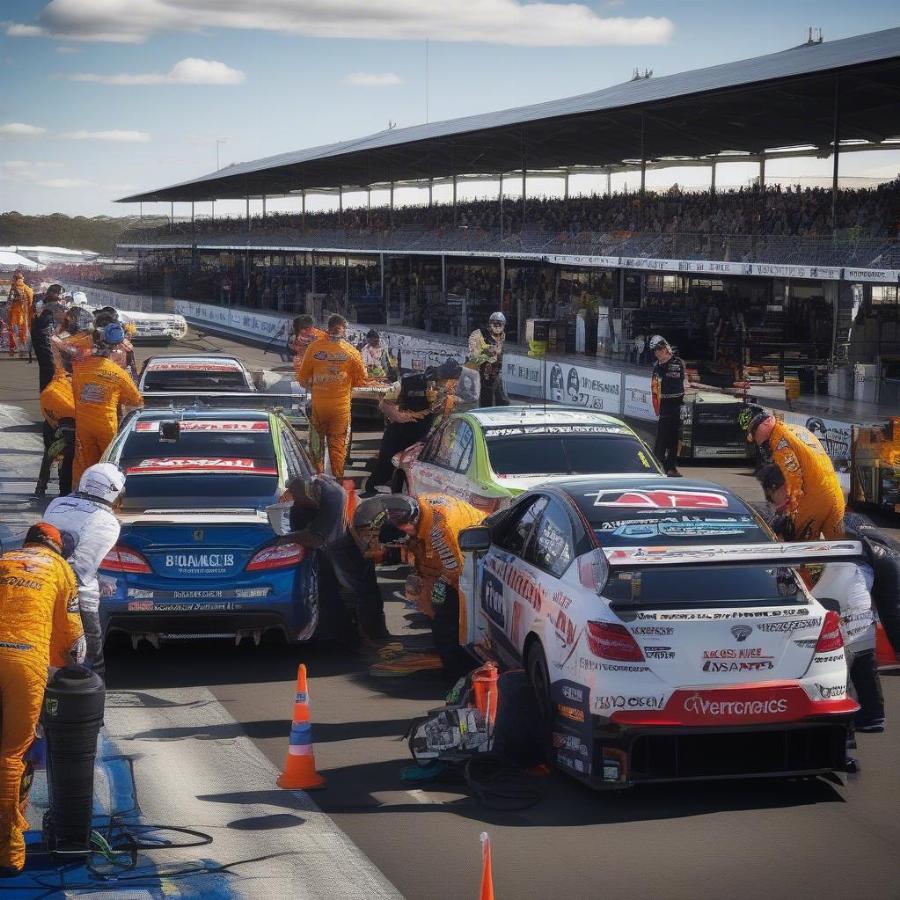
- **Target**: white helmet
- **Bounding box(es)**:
[648,334,669,351]
[489,312,506,326]
[72,291,88,305]
[79,463,126,506]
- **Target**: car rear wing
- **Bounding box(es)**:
[602,540,865,569]
[136,391,308,425]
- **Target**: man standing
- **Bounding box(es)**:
[71,323,144,487]
[288,315,327,362]
[275,475,387,642]
[363,358,461,496]
[359,329,395,382]
[6,272,33,355]
[44,463,125,678]
[468,311,509,407]
[742,405,844,540]
[295,314,368,479]
[356,494,486,679]
[31,285,65,391]
[34,357,76,499]
[649,334,685,476]
[0,523,84,876]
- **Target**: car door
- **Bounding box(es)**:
[477,495,547,664]
[521,497,580,670]
[408,418,474,498]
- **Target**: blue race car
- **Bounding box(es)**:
[98,407,320,647]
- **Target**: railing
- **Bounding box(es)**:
[118,224,899,269]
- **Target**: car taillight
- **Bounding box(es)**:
[246,542,306,571]
[814,610,844,653]
[101,545,152,574]
[587,621,645,662]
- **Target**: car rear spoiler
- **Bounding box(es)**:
[603,540,865,569]
[118,508,269,526]
[137,391,308,425]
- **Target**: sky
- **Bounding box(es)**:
[1,0,898,220]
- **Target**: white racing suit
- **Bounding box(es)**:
[43,492,121,678]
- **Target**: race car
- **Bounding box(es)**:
[137,354,255,392]
[459,477,860,789]
[393,406,663,512]
[97,407,320,647]
[71,296,187,344]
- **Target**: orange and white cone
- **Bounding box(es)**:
[479,831,494,900]
[875,623,899,670]
[277,663,325,790]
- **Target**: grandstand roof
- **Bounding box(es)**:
[119,27,900,204]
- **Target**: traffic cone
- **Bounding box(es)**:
[479,831,494,900]
[277,664,325,790]
[342,479,357,523]
[875,623,899,670]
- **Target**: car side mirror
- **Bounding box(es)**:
[816,597,841,614]
[459,526,492,552]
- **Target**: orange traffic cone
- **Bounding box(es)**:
[875,623,899,670]
[342,479,357,523]
[479,831,494,900]
[277,664,326,790]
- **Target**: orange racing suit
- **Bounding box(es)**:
[0,545,84,871]
[6,281,32,352]
[53,330,94,372]
[295,337,367,478]
[768,420,845,540]
[72,355,143,487]
[40,371,76,430]
[290,327,327,363]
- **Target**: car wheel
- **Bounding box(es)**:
[391,470,407,494]
[526,641,553,746]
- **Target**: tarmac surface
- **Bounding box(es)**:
[2,328,899,900]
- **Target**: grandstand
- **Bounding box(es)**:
[114,27,900,397]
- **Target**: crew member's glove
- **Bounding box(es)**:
[770,513,795,541]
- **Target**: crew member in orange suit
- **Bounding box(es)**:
[295,314,367,479]
[744,406,845,540]
[0,523,84,876]
[5,272,33,354]
[71,323,143,487]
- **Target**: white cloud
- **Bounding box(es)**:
[8,0,674,47]
[55,45,79,53]
[69,57,245,86]
[0,160,92,188]
[344,72,403,88]
[62,129,150,142]
[39,177,93,188]
[0,122,47,137]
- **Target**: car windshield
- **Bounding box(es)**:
[118,421,275,467]
[486,435,656,476]
[143,370,250,391]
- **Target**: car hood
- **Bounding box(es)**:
[491,471,665,492]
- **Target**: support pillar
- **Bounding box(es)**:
[831,73,841,235]
[759,157,766,187]
[170,201,174,229]
[311,252,316,295]
[262,195,266,219]
[191,201,195,231]
[452,176,457,224]
[345,254,350,305]
[139,201,143,221]
[379,252,385,314]
[339,186,343,225]
[499,173,504,236]
[428,177,433,208]
[246,197,250,231]
[211,200,215,221]
[301,190,306,231]
[390,180,394,228]
[564,169,569,200]
[441,254,447,298]
[710,160,716,194]
[639,113,646,202]
[367,188,372,227]
[499,257,505,310]
[607,168,612,196]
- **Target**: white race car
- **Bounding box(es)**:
[460,476,860,789]
[72,296,187,344]
[138,354,255,393]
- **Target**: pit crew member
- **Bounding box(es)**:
[359,329,395,382]
[295,314,368,479]
[282,475,387,642]
[0,523,84,876]
[289,315,326,361]
[34,358,76,499]
[649,334,685,477]
[5,274,32,354]
[31,286,65,391]
[745,406,844,540]
[468,311,509,407]
[44,464,125,678]
[72,323,144,488]
[357,494,485,679]
[363,358,462,496]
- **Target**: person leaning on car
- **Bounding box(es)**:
[283,475,388,644]
[363,357,462,496]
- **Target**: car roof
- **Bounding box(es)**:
[546,475,737,495]
[466,405,631,429]
[143,354,246,369]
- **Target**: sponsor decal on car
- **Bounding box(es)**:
[557,704,585,723]
[703,660,775,673]
[703,647,770,659]
[483,424,627,437]
[730,624,752,642]
[135,420,269,433]
[551,591,573,610]
[126,458,277,475]
[487,555,546,612]
[681,691,791,722]
[644,646,675,660]
[632,625,673,636]
[163,553,235,575]
[636,608,811,622]
[593,695,665,712]
[552,732,589,757]
[560,684,585,704]
[554,609,577,647]
[481,571,506,628]
[586,489,729,509]
[815,683,846,700]
[578,658,651,673]
[757,618,822,632]
[146,362,243,372]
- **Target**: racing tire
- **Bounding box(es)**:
[390,470,407,495]
[525,641,554,754]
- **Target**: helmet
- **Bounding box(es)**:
[738,403,768,434]
[24,522,64,555]
[102,322,126,345]
[93,307,119,328]
[69,306,94,332]
[71,291,88,305]
[648,334,669,351]
[433,357,462,381]
[78,463,126,506]
[489,312,506,327]
[353,495,418,533]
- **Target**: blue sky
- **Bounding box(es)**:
[1,0,898,218]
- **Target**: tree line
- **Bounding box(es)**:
[0,212,167,255]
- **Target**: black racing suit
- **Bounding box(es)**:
[365,372,434,492]
[653,354,685,472]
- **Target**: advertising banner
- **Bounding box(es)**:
[623,374,658,421]
[504,353,545,399]
[545,361,622,414]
